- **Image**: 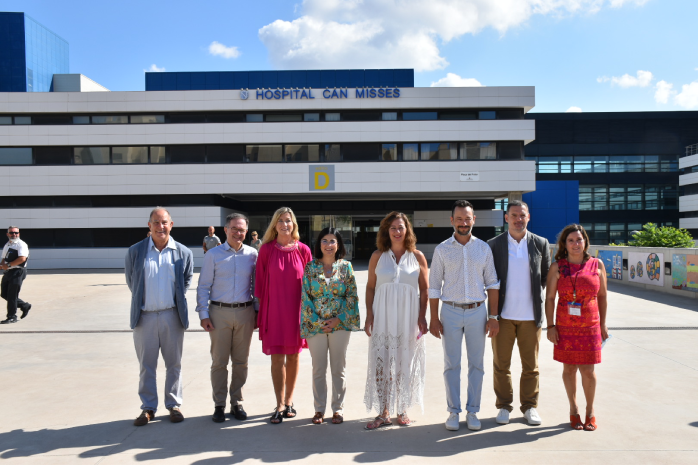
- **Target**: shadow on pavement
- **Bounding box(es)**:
[607,282,698,312]
[0,415,568,463]
[689,421,698,428]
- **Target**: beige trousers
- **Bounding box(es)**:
[306,330,351,414]
[209,304,255,407]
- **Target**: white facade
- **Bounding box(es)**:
[679,149,698,231]
[0,85,536,268]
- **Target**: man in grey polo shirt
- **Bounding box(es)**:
[203,226,221,253]
[125,207,193,426]
[197,213,258,423]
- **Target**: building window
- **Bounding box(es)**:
[266,114,302,122]
[112,147,148,164]
[403,112,437,121]
[14,116,31,125]
[479,111,496,120]
[382,112,397,121]
[91,115,128,124]
[381,144,397,161]
[343,143,380,161]
[0,148,32,165]
[34,147,72,165]
[170,145,205,164]
[74,147,110,164]
[73,116,90,124]
[421,143,457,160]
[461,142,496,160]
[150,146,166,164]
[324,144,340,161]
[325,113,340,121]
[207,145,246,163]
[440,111,477,120]
[0,117,12,125]
[402,143,419,161]
[130,115,164,124]
[538,156,572,173]
[581,223,609,245]
[304,113,320,122]
[247,145,282,162]
[285,145,320,162]
[246,114,263,122]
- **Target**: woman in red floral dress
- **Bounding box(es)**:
[545,224,608,432]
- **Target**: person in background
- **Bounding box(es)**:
[1,226,31,324]
[429,200,500,432]
[364,212,429,430]
[250,231,262,250]
[545,224,607,432]
[255,207,313,424]
[203,226,221,254]
[125,208,193,426]
[488,200,550,426]
[196,213,258,423]
[301,227,360,425]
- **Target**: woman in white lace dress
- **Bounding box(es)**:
[364,212,429,429]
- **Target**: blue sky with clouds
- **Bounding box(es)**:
[4,0,698,113]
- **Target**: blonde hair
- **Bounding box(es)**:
[262,207,301,244]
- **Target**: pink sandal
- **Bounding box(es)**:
[365,415,392,430]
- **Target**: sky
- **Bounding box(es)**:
[4,0,698,113]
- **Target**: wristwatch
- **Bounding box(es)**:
[488,315,499,320]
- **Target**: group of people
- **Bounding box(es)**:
[123,200,608,433]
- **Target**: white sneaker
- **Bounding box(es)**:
[524,407,542,425]
[495,408,510,425]
[466,412,481,431]
[445,412,460,431]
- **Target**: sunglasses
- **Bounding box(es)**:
[8,232,19,235]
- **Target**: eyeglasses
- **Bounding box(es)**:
[8,232,19,235]
[228,228,247,234]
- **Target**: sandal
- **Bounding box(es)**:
[283,404,297,418]
[312,412,324,424]
[570,414,583,430]
[364,415,392,430]
[332,412,344,424]
[397,413,413,426]
[270,407,283,424]
[584,415,597,431]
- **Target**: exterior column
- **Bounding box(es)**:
[508,192,523,203]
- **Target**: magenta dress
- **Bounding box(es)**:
[255,241,313,355]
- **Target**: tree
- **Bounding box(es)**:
[629,223,695,248]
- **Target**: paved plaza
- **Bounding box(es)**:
[1,267,697,464]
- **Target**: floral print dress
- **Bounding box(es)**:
[301,259,361,338]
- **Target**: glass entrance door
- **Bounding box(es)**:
[310,215,353,260]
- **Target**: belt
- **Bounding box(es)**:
[211,300,253,309]
[444,301,483,310]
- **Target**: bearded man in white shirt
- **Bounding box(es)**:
[429,200,500,432]
[487,200,550,426]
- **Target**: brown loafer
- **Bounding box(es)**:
[169,407,184,423]
[134,409,154,426]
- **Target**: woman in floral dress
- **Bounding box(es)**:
[301,227,360,425]
[545,224,608,432]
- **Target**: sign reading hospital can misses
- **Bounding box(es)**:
[241,88,401,100]
[309,165,335,191]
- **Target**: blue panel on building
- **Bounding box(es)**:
[0,12,68,92]
[523,180,580,244]
[144,69,415,91]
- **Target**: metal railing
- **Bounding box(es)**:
[686,143,698,157]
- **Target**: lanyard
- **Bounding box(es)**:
[570,261,585,303]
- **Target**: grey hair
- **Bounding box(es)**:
[226,212,249,227]
[7,225,19,232]
[149,207,172,222]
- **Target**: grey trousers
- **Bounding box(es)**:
[306,330,351,414]
[209,304,255,407]
[133,309,184,412]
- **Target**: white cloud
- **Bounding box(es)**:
[654,80,674,104]
[566,106,582,112]
[259,0,648,71]
[430,73,483,87]
[597,70,653,88]
[145,64,165,72]
[208,41,241,59]
[674,81,698,109]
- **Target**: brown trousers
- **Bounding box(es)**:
[492,318,541,413]
[209,304,256,407]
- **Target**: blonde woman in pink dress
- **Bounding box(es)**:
[255,207,312,424]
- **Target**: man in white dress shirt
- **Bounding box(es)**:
[487,200,550,426]
[429,200,500,432]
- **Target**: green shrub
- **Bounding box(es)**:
[628,223,695,248]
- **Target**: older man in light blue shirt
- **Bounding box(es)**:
[197,212,258,423]
[125,207,193,427]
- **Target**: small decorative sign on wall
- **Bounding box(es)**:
[460,172,480,181]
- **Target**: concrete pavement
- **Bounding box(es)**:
[0,269,697,464]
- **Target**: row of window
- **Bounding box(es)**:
[579,184,678,211]
[0,142,523,165]
[525,155,679,174]
[582,222,676,245]
[0,109,524,126]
